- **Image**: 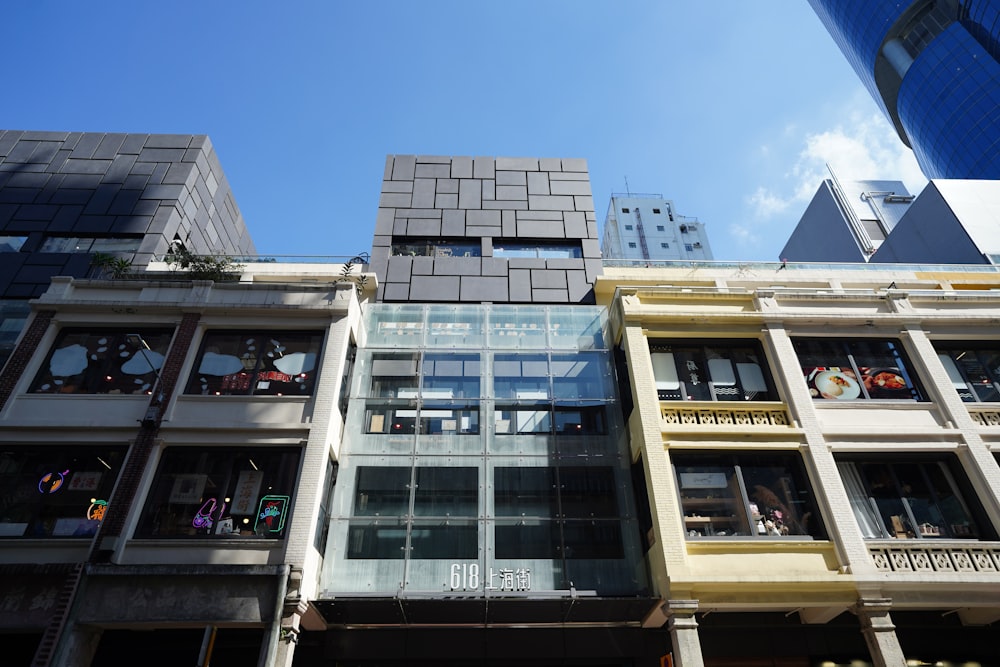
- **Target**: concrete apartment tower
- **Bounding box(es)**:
[601,193,712,261]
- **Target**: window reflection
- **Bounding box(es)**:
[934,344,1000,402]
[793,338,922,401]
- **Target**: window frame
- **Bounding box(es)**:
[673,450,826,540]
[933,342,1000,403]
[792,337,925,401]
[135,446,301,540]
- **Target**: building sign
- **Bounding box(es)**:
[448,563,532,592]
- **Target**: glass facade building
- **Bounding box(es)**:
[320,303,648,599]
[808,0,1000,179]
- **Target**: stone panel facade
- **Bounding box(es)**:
[371,155,600,303]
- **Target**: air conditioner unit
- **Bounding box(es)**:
[693,242,702,248]
[679,225,688,233]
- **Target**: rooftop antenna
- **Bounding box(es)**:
[624,176,631,195]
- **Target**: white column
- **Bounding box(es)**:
[666,599,704,667]
[857,598,906,667]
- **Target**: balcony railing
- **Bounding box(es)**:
[869,541,1000,573]
[968,407,1000,426]
[660,401,794,429]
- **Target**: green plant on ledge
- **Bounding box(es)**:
[90,252,134,279]
[336,254,370,297]
[166,247,244,281]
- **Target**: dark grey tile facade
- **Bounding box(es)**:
[371,155,600,303]
[0,130,256,298]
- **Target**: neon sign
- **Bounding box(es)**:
[38,469,69,494]
[87,499,108,522]
[254,495,289,534]
[192,498,226,530]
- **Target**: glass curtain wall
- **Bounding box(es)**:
[321,304,647,597]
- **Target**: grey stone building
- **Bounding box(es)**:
[371,155,601,303]
[0,130,256,366]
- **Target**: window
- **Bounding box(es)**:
[0,236,27,252]
[792,338,923,401]
[684,243,694,252]
[0,300,31,369]
[649,340,776,401]
[652,209,661,214]
[621,208,630,213]
[933,344,1000,402]
[624,225,633,231]
[493,240,582,259]
[136,447,300,539]
[660,243,669,249]
[0,446,125,538]
[674,451,825,539]
[347,466,479,559]
[186,330,324,396]
[837,457,991,540]
[39,236,141,253]
[495,466,623,558]
[656,225,665,232]
[30,328,173,395]
[628,242,637,249]
[391,238,481,258]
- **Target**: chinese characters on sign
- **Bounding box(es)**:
[448,563,532,592]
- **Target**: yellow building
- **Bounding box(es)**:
[596,262,1000,667]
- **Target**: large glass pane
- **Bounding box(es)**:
[346,519,407,559]
[426,307,484,349]
[558,467,619,518]
[494,520,559,559]
[413,467,478,516]
[136,447,299,539]
[488,307,548,349]
[0,446,125,538]
[740,459,819,537]
[548,307,607,351]
[367,305,425,347]
[935,347,1000,402]
[793,338,922,401]
[422,353,480,398]
[353,467,411,517]
[649,340,775,401]
[492,353,549,399]
[553,405,607,435]
[31,328,173,395]
[495,467,558,517]
[409,520,478,559]
[551,353,611,399]
[561,520,624,558]
[417,404,480,435]
[186,330,323,396]
[494,406,551,434]
[369,352,420,398]
[674,462,749,538]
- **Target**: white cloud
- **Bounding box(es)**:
[750,104,926,224]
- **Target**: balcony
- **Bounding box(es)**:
[660,401,797,432]
[869,540,1000,574]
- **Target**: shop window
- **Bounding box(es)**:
[837,457,991,540]
[136,447,299,539]
[30,328,173,395]
[649,340,776,401]
[673,451,825,539]
[185,330,324,396]
[792,338,923,401]
[0,446,125,538]
[933,344,1000,402]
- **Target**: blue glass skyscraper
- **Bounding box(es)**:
[808,0,1000,179]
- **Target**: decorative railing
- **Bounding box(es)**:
[869,541,1000,573]
[660,402,793,429]
[968,408,1000,426]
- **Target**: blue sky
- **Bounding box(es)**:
[5,1,925,261]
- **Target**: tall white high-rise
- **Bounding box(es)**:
[601,193,712,261]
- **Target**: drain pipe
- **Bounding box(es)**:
[257,565,291,667]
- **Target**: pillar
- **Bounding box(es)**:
[856,598,906,667]
[666,600,704,667]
